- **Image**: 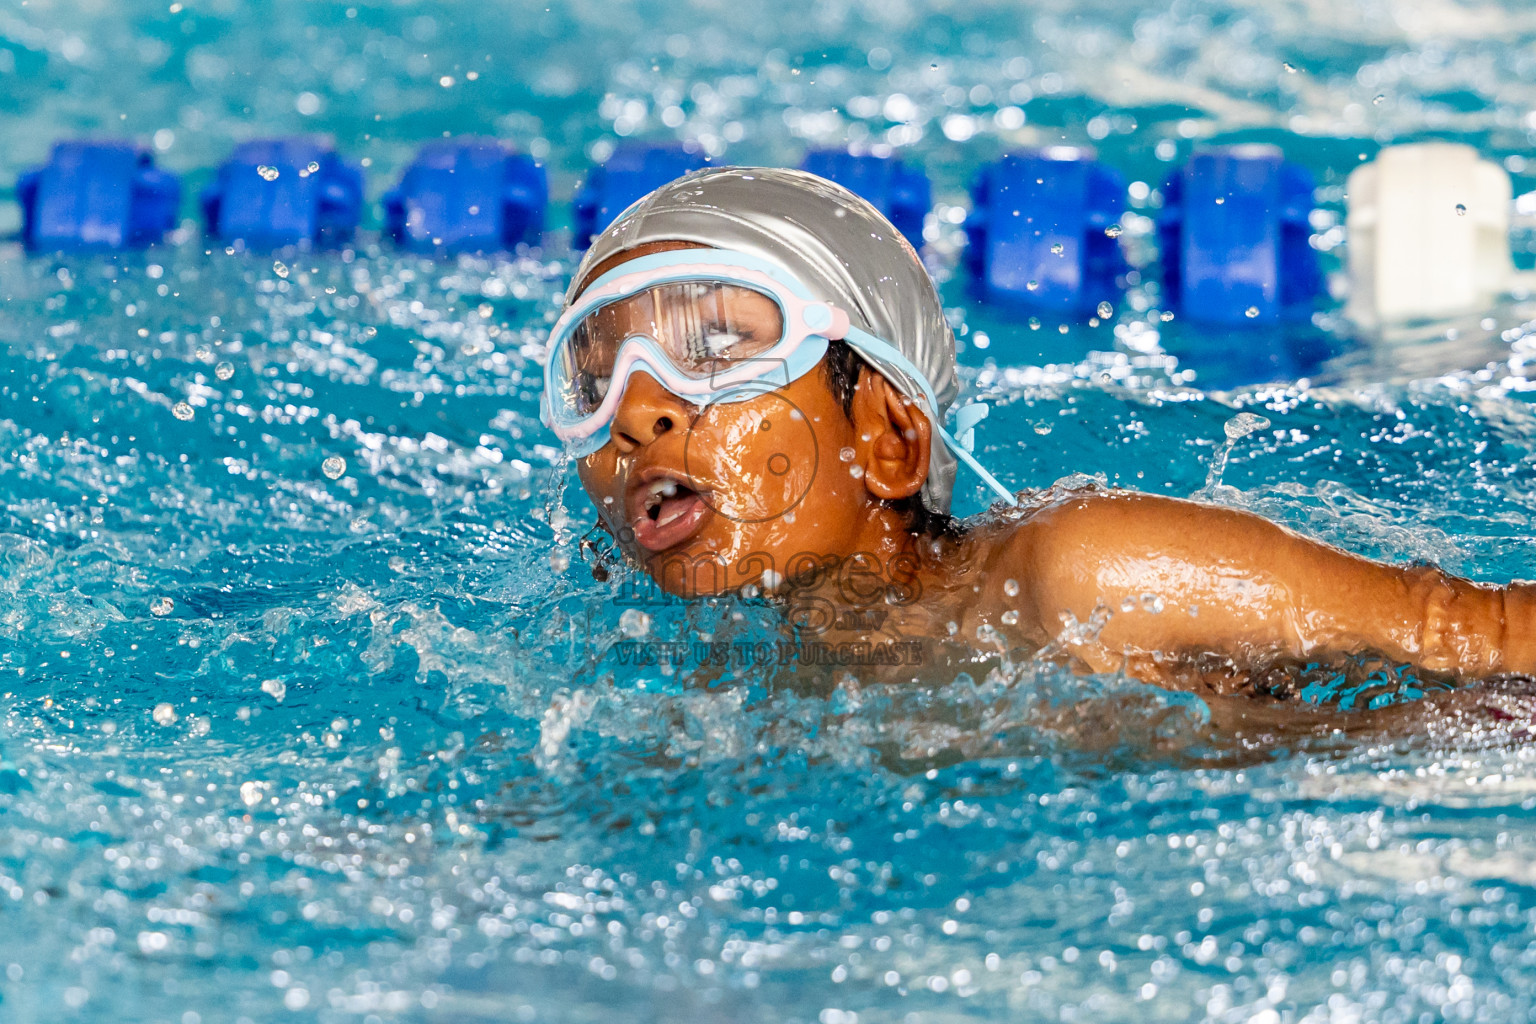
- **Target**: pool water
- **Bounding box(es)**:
[9,1,1536,1022]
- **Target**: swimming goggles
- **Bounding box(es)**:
[541,248,1016,505]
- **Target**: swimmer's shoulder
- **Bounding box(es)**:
[955,477,1117,577]
[998,476,1266,529]
[985,480,1228,579]
[940,480,1165,632]
[991,481,1322,602]
[986,475,1167,535]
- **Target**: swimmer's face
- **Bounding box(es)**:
[570,241,932,597]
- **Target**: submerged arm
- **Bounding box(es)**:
[1018,492,1536,681]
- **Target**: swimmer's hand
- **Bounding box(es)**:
[1009,491,1536,683]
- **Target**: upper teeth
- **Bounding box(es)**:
[644,478,680,511]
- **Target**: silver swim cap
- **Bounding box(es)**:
[567,166,960,514]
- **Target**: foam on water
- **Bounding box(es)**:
[10,2,1536,1022]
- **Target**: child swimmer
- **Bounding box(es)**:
[543,167,1536,706]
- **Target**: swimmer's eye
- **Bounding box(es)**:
[680,329,758,373]
[703,330,749,355]
[576,374,610,410]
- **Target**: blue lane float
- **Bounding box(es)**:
[799,149,931,245]
[201,138,364,249]
[1158,144,1319,325]
[571,141,710,250]
[383,138,547,253]
[964,147,1127,314]
[25,133,1494,338]
[18,140,180,252]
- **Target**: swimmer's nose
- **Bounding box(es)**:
[609,373,687,453]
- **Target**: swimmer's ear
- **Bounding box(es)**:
[849,367,931,502]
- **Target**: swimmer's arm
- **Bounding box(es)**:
[1016,491,1536,680]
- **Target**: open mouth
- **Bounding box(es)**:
[627,471,712,553]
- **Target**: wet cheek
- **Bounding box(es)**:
[702,409,819,523]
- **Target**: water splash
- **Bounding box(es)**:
[1202,410,1272,494]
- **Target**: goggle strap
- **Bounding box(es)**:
[936,424,1020,507]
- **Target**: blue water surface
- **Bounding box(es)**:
[8,2,1536,1022]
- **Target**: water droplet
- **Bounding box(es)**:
[619,609,651,638]
[240,781,264,807]
[1001,610,1019,625]
[171,402,194,421]
[1003,578,1020,597]
[1096,301,1114,319]
[1456,203,1467,216]
[839,446,856,463]
[548,550,570,573]
[1104,224,1122,238]
[321,455,346,479]
[1223,411,1272,441]
[257,164,280,181]
[1050,242,1065,255]
[150,596,174,616]
[272,260,289,279]
[848,465,865,479]
[215,361,235,381]
[1026,279,1039,291]
[1373,94,1385,105]
[387,555,406,572]
[1245,306,1260,318]
[1028,317,1041,330]
[1282,61,1297,73]
[260,679,287,702]
[1160,311,1175,322]
[1140,593,1166,614]
[152,703,178,726]
[1034,423,1052,435]
[1214,197,1225,205]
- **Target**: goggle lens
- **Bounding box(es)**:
[557,282,787,416]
